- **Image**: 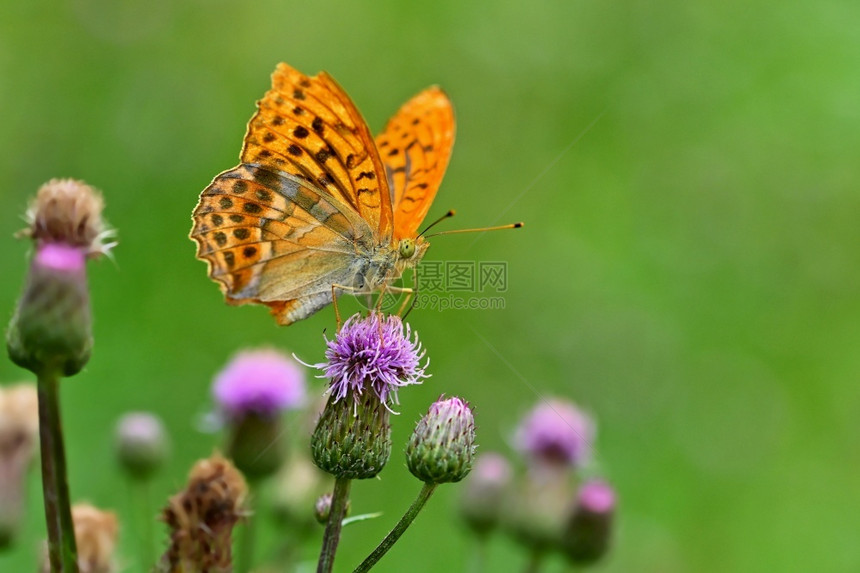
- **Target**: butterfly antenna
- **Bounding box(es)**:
[418,210,457,238]
[424,222,524,238]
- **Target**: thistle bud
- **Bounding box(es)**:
[7,179,113,377]
[0,383,39,547]
[40,503,119,573]
[312,390,391,479]
[159,453,248,572]
[115,412,168,480]
[213,348,306,480]
[561,480,615,564]
[459,452,512,536]
[307,313,428,480]
[406,396,475,484]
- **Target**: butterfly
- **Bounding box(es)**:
[190,63,456,325]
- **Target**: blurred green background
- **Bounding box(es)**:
[2,0,859,571]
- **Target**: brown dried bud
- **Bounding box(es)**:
[158,453,248,573]
[40,503,119,573]
[22,179,112,255]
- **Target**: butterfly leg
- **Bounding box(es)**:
[378,286,415,318]
[331,283,360,331]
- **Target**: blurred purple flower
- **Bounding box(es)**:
[562,479,616,564]
[515,399,594,468]
[310,313,428,406]
[577,479,615,513]
[213,348,306,418]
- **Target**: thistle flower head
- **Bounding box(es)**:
[213,348,306,418]
[406,396,476,484]
[23,179,114,256]
[159,454,248,572]
[515,399,594,468]
[7,179,113,376]
[313,313,428,406]
[562,479,616,564]
[115,412,169,480]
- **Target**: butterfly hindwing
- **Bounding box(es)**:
[376,87,455,240]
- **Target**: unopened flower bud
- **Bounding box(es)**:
[561,480,615,564]
[0,383,39,547]
[115,412,168,480]
[7,179,113,377]
[406,396,476,484]
[459,452,512,536]
[213,348,306,480]
[40,503,119,573]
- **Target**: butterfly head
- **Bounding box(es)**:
[397,237,429,262]
[397,237,429,263]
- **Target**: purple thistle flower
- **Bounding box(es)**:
[515,399,594,468]
[213,348,306,418]
[311,313,428,407]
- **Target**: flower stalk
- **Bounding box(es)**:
[352,482,437,573]
[37,369,78,572]
[317,476,352,573]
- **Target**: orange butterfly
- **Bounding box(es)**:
[192,63,494,325]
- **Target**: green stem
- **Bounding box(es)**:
[317,476,352,573]
[237,507,256,573]
[37,369,78,572]
[237,478,262,573]
[129,479,155,571]
[523,548,545,573]
[353,482,438,573]
[469,534,488,573]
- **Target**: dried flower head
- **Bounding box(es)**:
[0,383,39,546]
[159,453,248,573]
[311,313,428,407]
[214,348,306,418]
[406,396,476,484]
[22,179,114,256]
[40,503,119,573]
[515,399,594,468]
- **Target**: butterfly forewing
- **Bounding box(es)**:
[241,63,393,240]
[376,87,455,239]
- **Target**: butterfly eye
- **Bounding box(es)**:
[399,239,416,259]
